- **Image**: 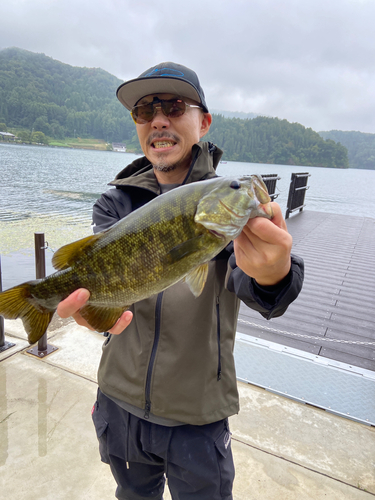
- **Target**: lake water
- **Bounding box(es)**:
[1,142,374,289]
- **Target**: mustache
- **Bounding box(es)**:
[147,132,179,147]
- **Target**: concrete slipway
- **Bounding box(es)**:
[1,315,374,500]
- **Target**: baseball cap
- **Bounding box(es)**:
[116,62,209,113]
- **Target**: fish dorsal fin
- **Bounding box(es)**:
[52,233,102,270]
[184,263,209,298]
[79,304,129,332]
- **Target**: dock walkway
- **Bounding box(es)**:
[1,322,375,499]
[238,210,375,371]
[1,209,375,498]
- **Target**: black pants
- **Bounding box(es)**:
[92,389,235,500]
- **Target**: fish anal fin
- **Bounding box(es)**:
[79,304,129,333]
[184,263,209,298]
[26,309,55,344]
[52,233,102,271]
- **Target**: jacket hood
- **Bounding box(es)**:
[108,141,223,194]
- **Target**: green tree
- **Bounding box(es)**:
[32,131,48,144]
[17,130,31,142]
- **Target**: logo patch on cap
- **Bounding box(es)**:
[145,67,185,78]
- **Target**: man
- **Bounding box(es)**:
[57,62,304,500]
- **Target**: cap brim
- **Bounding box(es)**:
[117,77,208,112]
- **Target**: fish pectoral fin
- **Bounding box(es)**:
[79,304,129,333]
[52,233,102,270]
[184,263,209,298]
[164,234,205,264]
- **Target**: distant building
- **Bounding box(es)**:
[112,142,126,152]
[0,132,16,140]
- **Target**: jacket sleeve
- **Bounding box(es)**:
[92,188,132,233]
[226,243,304,319]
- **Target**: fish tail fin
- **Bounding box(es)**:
[0,282,55,344]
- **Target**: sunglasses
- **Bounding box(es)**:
[131,97,202,124]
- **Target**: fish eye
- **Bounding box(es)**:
[230,180,241,190]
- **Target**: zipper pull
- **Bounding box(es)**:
[144,402,151,419]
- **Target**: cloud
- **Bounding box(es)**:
[1,0,374,132]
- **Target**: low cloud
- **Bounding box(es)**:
[1,0,374,132]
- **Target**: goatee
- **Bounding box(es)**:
[152,160,178,173]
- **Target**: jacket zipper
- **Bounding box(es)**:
[144,292,163,419]
[216,296,222,381]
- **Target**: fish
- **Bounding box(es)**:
[0,175,272,345]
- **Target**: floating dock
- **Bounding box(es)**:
[236,210,375,426]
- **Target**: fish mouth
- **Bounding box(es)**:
[259,203,273,218]
[209,229,227,239]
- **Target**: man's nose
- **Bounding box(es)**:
[151,105,170,128]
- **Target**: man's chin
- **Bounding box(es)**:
[151,152,178,172]
[152,162,178,173]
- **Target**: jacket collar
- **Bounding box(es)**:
[109,141,223,194]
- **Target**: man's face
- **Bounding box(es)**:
[135,93,212,174]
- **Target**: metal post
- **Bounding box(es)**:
[35,233,47,352]
[27,233,58,358]
[285,175,296,219]
[0,255,16,353]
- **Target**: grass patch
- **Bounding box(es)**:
[48,137,111,151]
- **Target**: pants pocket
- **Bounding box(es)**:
[214,422,235,498]
[92,401,110,464]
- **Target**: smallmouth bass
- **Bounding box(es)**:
[0,175,272,344]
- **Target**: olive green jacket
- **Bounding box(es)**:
[93,142,304,425]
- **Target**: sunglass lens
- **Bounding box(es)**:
[131,99,187,124]
[163,100,186,118]
[132,103,154,124]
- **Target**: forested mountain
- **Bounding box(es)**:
[206,115,348,167]
[319,130,375,170]
[0,47,136,144]
[0,47,348,167]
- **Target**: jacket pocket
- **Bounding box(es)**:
[91,401,110,464]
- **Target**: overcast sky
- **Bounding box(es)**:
[1,0,374,133]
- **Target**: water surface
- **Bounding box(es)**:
[1,143,374,289]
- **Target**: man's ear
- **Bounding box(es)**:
[199,113,212,138]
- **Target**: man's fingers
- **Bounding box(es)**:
[56,288,133,334]
[245,204,289,245]
[108,311,133,335]
[269,202,286,226]
[56,288,90,318]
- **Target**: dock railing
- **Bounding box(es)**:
[261,174,280,201]
[285,172,311,219]
[27,233,58,358]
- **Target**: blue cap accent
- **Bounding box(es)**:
[144,68,185,78]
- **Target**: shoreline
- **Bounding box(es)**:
[0,139,140,155]
[1,141,374,169]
